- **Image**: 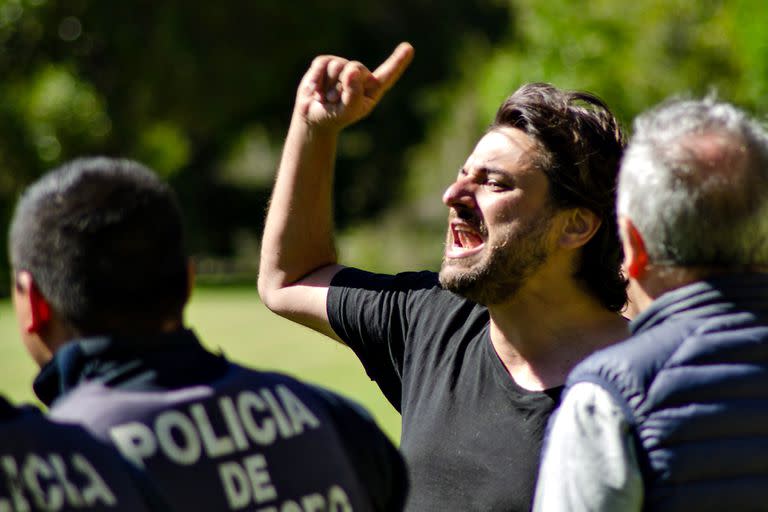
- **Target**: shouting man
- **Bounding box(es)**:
[259,43,628,510]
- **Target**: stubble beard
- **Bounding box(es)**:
[438,213,554,306]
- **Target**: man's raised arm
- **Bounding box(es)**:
[258,43,414,340]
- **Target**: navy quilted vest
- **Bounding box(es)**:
[568,274,768,511]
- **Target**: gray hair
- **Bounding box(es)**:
[618,97,768,266]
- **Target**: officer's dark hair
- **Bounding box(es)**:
[491,83,627,312]
[8,157,189,335]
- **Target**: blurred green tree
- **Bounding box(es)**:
[2,0,768,288]
[0,0,509,291]
[381,0,768,273]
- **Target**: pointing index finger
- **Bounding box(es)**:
[368,42,415,97]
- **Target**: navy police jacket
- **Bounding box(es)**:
[568,274,768,511]
[34,329,407,511]
[0,395,166,511]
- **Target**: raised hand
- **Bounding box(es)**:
[294,42,415,132]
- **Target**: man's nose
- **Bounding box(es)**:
[442,177,477,209]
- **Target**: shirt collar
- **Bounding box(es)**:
[0,395,24,421]
[33,328,228,407]
[630,273,768,336]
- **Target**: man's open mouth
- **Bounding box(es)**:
[446,223,485,258]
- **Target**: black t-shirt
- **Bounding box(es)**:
[328,268,563,512]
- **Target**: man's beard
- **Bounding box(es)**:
[439,213,554,306]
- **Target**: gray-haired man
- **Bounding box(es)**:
[534,97,768,511]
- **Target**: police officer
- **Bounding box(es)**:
[9,157,407,511]
[0,395,168,510]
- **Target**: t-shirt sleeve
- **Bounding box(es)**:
[532,382,643,512]
[327,267,439,410]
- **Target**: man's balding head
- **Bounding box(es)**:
[618,97,768,268]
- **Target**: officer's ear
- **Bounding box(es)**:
[620,217,649,279]
[13,271,52,334]
[558,207,601,249]
[185,258,196,304]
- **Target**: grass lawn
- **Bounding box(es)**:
[0,285,402,442]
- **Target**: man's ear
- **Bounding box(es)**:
[15,271,51,334]
[558,208,602,249]
[620,217,649,279]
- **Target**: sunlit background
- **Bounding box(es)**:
[1,0,767,439]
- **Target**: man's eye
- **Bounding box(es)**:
[487,180,508,190]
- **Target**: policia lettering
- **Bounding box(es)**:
[110,386,320,467]
[0,452,116,511]
[110,385,353,510]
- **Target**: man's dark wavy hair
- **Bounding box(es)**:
[9,157,189,335]
[491,83,627,312]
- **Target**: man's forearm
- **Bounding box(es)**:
[257,44,413,337]
[259,114,340,298]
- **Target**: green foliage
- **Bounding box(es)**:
[368,0,768,274]
[136,121,191,178]
[0,0,508,291]
[475,0,768,128]
[14,65,110,160]
[2,0,768,282]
